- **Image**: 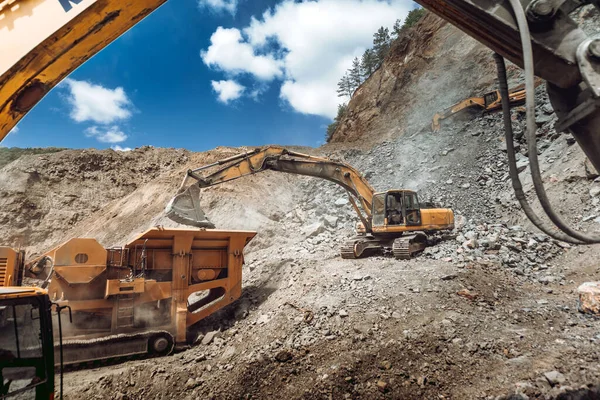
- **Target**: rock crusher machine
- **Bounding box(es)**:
[17,227,255,364]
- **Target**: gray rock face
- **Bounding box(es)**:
[201,330,219,346]
[303,222,325,238]
[544,370,566,386]
[334,197,349,206]
[323,215,339,228]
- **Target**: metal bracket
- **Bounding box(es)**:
[577,36,600,98]
[555,95,600,131]
[555,36,600,131]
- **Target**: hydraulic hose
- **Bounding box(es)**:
[505,0,600,243]
[493,53,583,244]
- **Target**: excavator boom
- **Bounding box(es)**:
[431,97,486,131]
[167,146,376,228]
[0,0,167,139]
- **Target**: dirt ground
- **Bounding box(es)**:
[62,244,600,399]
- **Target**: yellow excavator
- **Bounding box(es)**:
[0,287,56,400]
[166,146,455,259]
[431,84,527,132]
[3,0,600,398]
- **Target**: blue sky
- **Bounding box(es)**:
[4,0,414,152]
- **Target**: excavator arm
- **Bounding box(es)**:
[166,146,376,229]
[0,0,167,140]
[431,97,486,131]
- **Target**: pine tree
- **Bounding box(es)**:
[325,103,348,142]
[349,57,362,89]
[392,19,403,38]
[373,26,391,66]
[403,8,426,30]
[337,73,352,98]
[361,49,377,79]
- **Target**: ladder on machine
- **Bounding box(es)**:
[116,294,135,329]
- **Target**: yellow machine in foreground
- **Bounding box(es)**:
[0,247,25,288]
[0,287,55,400]
[3,227,255,366]
[431,84,527,132]
[166,146,454,260]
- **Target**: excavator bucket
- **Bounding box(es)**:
[165,184,215,228]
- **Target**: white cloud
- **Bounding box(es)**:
[64,79,133,124]
[211,80,245,103]
[7,126,19,136]
[85,126,128,143]
[198,0,238,14]
[201,27,283,80]
[201,0,412,118]
[112,145,133,152]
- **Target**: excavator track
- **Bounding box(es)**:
[340,241,358,259]
[392,234,427,260]
[58,330,175,368]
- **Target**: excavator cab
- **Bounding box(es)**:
[483,90,501,109]
[371,190,422,228]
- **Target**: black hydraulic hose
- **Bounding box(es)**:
[506,0,600,243]
[57,306,64,400]
[493,53,583,244]
[54,304,72,400]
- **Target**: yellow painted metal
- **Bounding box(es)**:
[432,97,486,132]
[39,238,108,267]
[0,286,47,300]
[0,0,168,139]
[185,146,376,219]
[0,246,19,286]
[126,227,255,342]
[178,146,455,242]
[371,208,455,234]
[104,278,145,297]
[197,269,220,281]
[432,84,531,132]
[54,266,106,284]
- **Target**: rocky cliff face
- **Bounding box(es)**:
[329,12,522,144]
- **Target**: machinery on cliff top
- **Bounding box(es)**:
[166,146,455,260]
